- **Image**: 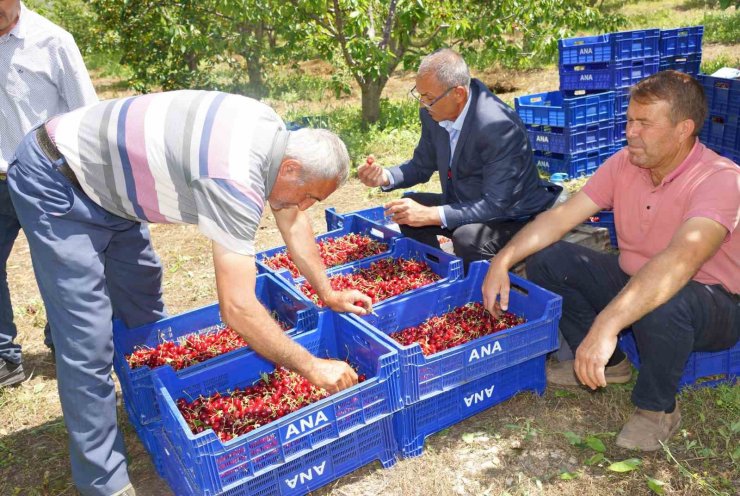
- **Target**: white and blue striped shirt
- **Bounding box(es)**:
[0,3,97,172]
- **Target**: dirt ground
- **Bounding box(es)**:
[1,38,739,496]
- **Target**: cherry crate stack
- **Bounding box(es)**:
[558,29,662,156]
[699,73,740,164]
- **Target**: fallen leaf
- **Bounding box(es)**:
[607,458,642,472]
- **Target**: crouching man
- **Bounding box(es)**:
[482,71,739,451]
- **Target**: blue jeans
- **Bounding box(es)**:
[8,127,167,496]
[0,177,21,364]
[527,241,739,412]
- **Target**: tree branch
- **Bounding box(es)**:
[378,0,398,50]
[331,0,358,76]
[409,24,445,48]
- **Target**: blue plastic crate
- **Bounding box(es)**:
[124,399,164,476]
[615,116,627,141]
[699,74,740,115]
[155,414,396,496]
[352,261,561,404]
[526,120,614,154]
[560,57,660,90]
[700,113,740,151]
[533,146,614,178]
[611,29,660,61]
[515,91,615,127]
[113,273,317,428]
[559,62,613,91]
[393,356,546,457]
[660,26,703,57]
[584,210,618,247]
[618,329,739,389]
[283,237,464,309]
[558,34,612,65]
[614,87,631,116]
[256,213,400,277]
[660,54,701,76]
[560,57,660,91]
[324,206,396,231]
[153,311,402,495]
[714,145,740,165]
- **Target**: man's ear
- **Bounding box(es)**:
[277,158,302,179]
[678,118,696,142]
[454,85,467,102]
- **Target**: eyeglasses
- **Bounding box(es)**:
[409,85,456,110]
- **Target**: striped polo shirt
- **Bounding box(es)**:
[46,90,288,256]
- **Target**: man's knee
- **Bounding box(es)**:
[451,224,489,261]
[526,241,575,285]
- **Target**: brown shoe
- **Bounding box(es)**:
[616,404,681,451]
[546,358,632,386]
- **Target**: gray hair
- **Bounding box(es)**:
[418,48,471,88]
[283,128,350,185]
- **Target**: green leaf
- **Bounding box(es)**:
[607,458,642,472]
[585,435,606,453]
[462,433,476,444]
[560,471,579,480]
[585,453,605,466]
[563,431,582,446]
[646,477,665,494]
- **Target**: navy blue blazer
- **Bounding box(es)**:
[386,79,560,229]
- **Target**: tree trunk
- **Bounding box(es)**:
[360,78,388,126]
[246,54,265,98]
[240,23,267,98]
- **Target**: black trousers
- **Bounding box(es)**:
[527,241,739,411]
[400,192,529,266]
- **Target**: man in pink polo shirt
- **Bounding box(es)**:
[482,70,739,451]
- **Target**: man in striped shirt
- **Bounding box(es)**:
[0,0,98,387]
[8,90,372,496]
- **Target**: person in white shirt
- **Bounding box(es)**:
[0,0,97,388]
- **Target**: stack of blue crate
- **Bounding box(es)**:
[350,261,562,458]
[515,90,615,177]
[659,26,703,76]
[559,29,661,152]
[698,73,740,164]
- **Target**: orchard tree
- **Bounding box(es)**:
[290,0,460,125]
[91,0,226,92]
[290,0,623,125]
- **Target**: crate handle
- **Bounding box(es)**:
[510,283,530,297]
[352,333,372,350]
[424,252,441,264]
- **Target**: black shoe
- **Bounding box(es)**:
[0,358,25,388]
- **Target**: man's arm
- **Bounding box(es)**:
[272,206,373,315]
[212,242,358,393]
[574,216,729,390]
[56,32,98,108]
[482,191,601,314]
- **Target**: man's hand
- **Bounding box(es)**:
[482,261,511,316]
[573,324,619,390]
[357,155,390,188]
[384,198,441,227]
[303,357,359,394]
[323,289,374,316]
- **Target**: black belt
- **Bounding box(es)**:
[35,125,81,190]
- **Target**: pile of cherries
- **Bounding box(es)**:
[389,303,526,355]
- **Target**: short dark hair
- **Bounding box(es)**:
[630,70,707,136]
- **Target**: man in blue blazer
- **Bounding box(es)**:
[359,48,560,265]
